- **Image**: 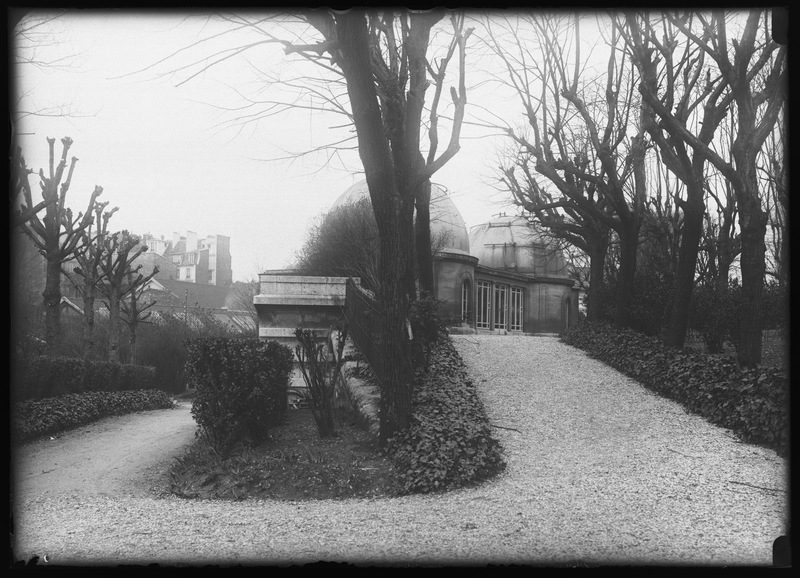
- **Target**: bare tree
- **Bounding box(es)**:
[15,137,103,356]
[98,231,158,363]
[500,151,611,320]
[487,13,648,328]
[230,278,261,337]
[621,9,786,366]
[760,121,787,287]
[280,11,469,444]
[641,148,684,280]
[120,270,158,364]
[618,12,746,349]
[10,9,92,132]
[63,201,118,359]
[127,10,472,443]
[294,197,381,292]
[11,146,54,227]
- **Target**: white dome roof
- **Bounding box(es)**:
[469,214,569,276]
[332,179,471,255]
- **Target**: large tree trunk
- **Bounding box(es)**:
[107,287,121,363]
[129,322,137,365]
[81,280,97,359]
[586,240,607,321]
[377,196,415,445]
[42,255,62,356]
[337,11,415,446]
[734,181,768,367]
[664,182,705,348]
[613,228,639,328]
[415,179,435,296]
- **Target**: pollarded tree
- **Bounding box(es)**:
[618,12,752,350]
[14,136,103,356]
[487,13,649,328]
[64,200,118,359]
[621,9,786,366]
[120,270,157,365]
[500,150,611,321]
[11,146,54,228]
[98,230,158,363]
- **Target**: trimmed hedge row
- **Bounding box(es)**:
[187,338,294,455]
[387,332,507,494]
[561,321,789,457]
[12,389,175,444]
[12,356,157,402]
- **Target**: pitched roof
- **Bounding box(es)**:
[151,278,235,310]
[168,239,186,255]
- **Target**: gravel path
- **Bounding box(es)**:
[11,335,789,567]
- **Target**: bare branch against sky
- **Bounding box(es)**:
[11,9,518,281]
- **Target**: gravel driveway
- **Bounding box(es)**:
[11,335,789,567]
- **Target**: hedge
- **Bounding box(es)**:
[386,332,507,494]
[12,356,157,403]
[186,338,294,455]
[561,321,789,457]
[12,389,175,444]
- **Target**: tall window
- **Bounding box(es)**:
[493,284,508,330]
[476,281,491,329]
[461,279,470,323]
[510,286,524,331]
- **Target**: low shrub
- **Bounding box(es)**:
[12,389,175,444]
[386,334,507,494]
[561,321,789,457]
[594,271,675,336]
[187,338,294,455]
[137,307,240,393]
[295,327,348,438]
[12,356,156,403]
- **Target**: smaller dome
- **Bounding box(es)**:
[331,180,471,255]
[469,214,568,276]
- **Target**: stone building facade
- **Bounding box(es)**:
[254,180,580,341]
[136,231,232,287]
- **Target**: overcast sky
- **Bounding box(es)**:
[11,9,599,282]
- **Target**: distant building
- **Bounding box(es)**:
[135,231,232,287]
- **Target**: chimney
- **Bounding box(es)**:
[186,231,198,252]
[173,232,180,246]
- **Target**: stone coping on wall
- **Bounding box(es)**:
[434,249,479,265]
[257,275,354,284]
[253,294,346,306]
[259,327,334,339]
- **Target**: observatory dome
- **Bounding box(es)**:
[468,214,568,276]
[331,180,471,255]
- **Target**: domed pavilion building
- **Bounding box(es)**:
[255,180,579,343]
[324,180,580,335]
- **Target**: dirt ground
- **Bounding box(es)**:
[168,408,399,501]
[11,399,397,508]
[11,401,198,505]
